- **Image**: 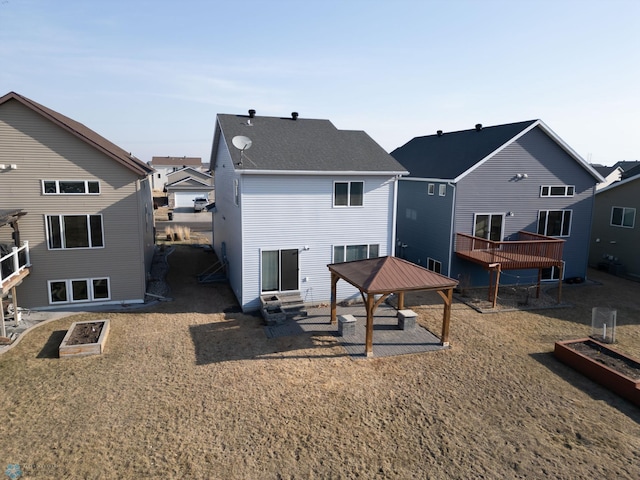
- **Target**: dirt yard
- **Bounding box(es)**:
[0,245,639,479]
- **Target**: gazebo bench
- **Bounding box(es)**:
[397,309,417,330]
[338,314,357,336]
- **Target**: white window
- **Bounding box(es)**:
[427,183,435,195]
[46,214,104,249]
[540,185,575,197]
[427,257,442,274]
[333,244,379,263]
[48,277,110,304]
[438,184,446,196]
[611,206,635,228]
[538,210,572,237]
[42,180,100,195]
[334,181,364,207]
[473,213,504,241]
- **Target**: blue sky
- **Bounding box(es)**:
[1,0,638,165]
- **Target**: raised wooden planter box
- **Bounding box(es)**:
[554,338,640,406]
[59,319,110,358]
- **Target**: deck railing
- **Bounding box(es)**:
[0,241,30,292]
[455,231,564,268]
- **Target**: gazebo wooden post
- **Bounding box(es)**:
[397,291,405,310]
[330,272,338,325]
[440,288,453,346]
[365,294,375,357]
[536,268,542,298]
[0,296,5,338]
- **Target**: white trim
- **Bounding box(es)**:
[610,206,636,228]
[47,277,111,305]
[41,179,101,195]
[472,212,506,241]
[45,214,105,250]
[540,185,575,197]
[333,180,365,207]
[427,183,435,195]
[537,209,573,237]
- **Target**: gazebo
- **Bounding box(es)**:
[328,256,459,357]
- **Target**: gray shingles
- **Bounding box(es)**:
[390,120,538,179]
[216,113,408,173]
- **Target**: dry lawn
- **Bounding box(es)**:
[0,246,639,479]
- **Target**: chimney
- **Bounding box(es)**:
[248,109,256,118]
[437,130,443,137]
[291,111,299,121]
[475,123,483,131]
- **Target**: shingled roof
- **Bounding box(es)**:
[0,91,153,177]
[391,119,603,183]
[390,120,538,180]
[214,113,408,174]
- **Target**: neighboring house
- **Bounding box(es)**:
[589,171,640,279]
[390,120,604,288]
[591,164,623,191]
[210,110,408,311]
[0,91,155,310]
[149,156,203,191]
[165,167,214,209]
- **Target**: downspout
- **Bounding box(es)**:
[391,175,400,257]
[447,182,457,277]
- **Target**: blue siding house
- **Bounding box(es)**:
[391,120,604,289]
[210,111,408,312]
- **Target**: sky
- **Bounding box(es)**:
[1,0,638,166]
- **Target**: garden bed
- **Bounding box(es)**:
[554,338,640,406]
[59,319,110,358]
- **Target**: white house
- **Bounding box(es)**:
[210,110,408,311]
[149,156,203,191]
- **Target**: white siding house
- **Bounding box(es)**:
[211,111,407,311]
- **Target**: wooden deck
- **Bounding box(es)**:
[455,231,565,307]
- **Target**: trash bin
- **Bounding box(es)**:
[167,212,173,221]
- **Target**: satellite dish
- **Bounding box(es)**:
[232,135,253,151]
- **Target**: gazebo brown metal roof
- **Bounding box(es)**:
[328,256,459,357]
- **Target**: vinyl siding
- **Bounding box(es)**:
[589,179,640,277]
[396,179,454,274]
[239,174,396,310]
[0,99,151,308]
[453,126,597,285]
[212,137,243,301]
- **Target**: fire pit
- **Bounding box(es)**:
[59,319,110,358]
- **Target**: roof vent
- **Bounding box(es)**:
[437,130,443,137]
[248,109,256,118]
[291,111,299,120]
[475,123,483,131]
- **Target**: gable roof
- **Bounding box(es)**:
[0,91,153,177]
[591,164,622,178]
[612,160,640,171]
[391,119,603,183]
[214,113,408,175]
[151,156,202,167]
[166,166,212,180]
[166,177,214,189]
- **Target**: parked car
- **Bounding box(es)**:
[193,198,208,212]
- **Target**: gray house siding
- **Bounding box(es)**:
[396,179,454,273]
[0,98,152,308]
[452,126,597,286]
[589,179,640,278]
